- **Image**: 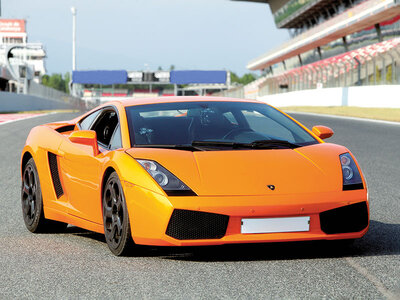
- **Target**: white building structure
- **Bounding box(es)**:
[0,19,47,92]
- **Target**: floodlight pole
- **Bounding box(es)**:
[71,7,77,71]
[71,7,77,97]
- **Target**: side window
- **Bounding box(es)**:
[109,125,122,150]
[79,109,102,130]
[90,109,119,148]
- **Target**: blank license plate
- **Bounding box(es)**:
[241,216,310,234]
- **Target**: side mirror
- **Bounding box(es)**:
[312,125,334,140]
[68,130,99,156]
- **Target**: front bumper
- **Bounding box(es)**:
[123,182,369,246]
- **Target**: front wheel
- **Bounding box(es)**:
[103,172,135,256]
[21,158,67,233]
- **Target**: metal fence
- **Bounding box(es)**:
[27,80,87,110]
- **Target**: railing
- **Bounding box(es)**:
[27,80,86,110]
[265,42,400,95]
[218,42,400,99]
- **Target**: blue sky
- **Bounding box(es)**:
[4,0,289,75]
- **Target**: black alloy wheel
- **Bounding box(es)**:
[21,158,67,233]
[103,172,134,256]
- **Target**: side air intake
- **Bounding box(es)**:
[48,152,64,198]
[320,202,368,234]
[166,209,229,240]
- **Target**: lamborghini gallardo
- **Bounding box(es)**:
[21,97,369,255]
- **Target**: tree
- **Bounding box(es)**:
[240,73,257,85]
[230,72,241,84]
[64,72,71,94]
[48,73,64,91]
[230,72,257,85]
[41,73,71,93]
[41,74,50,86]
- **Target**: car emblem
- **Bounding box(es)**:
[267,185,275,191]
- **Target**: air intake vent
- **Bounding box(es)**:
[56,125,75,133]
[166,209,229,240]
[320,202,368,234]
[48,152,64,198]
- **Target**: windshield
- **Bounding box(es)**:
[125,101,318,149]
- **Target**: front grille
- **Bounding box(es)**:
[166,209,229,240]
[320,202,368,234]
[48,152,64,198]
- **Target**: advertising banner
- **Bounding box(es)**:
[0,19,26,33]
[128,71,170,83]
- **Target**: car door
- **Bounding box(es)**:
[58,108,121,224]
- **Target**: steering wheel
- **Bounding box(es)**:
[223,128,254,140]
[103,126,111,143]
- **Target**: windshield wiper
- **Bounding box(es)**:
[133,140,300,151]
[250,140,300,149]
[192,141,238,148]
[192,140,300,149]
[134,144,204,151]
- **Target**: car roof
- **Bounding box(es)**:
[108,96,263,107]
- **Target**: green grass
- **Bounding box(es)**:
[280,106,400,122]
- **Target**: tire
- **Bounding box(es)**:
[21,158,67,233]
[102,172,135,256]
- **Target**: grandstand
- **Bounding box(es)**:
[229,0,400,97]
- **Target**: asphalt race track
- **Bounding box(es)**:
[0,112,399,299]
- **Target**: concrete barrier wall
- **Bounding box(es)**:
[257,85,400,108]
[0,92,78,113]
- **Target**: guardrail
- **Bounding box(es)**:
[27,81,86,111]
[0,92,83,113]
[0,81,87,112]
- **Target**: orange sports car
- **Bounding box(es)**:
[21,97,369,256]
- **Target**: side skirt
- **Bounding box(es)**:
[44,207,104,234]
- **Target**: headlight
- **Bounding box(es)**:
[339,153,364,190]
[136,159,196,196]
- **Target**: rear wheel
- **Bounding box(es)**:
[103,172,134,256]
[21,158,67,233]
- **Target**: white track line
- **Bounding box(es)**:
[286,111,400,126]
[345,257,398,300]
[0,112,57,126]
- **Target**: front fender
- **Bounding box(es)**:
[101,150,166,196]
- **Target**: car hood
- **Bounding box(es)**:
[126,143,347,196]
